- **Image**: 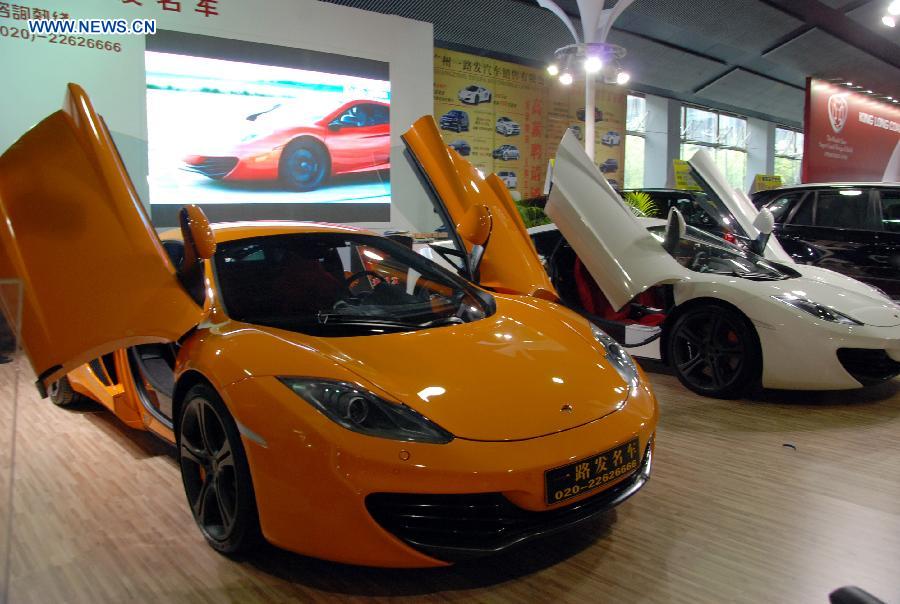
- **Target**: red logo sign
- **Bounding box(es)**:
[827,94,848,133]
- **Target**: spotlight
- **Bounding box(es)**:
[616,71,631,85]
[883,15,896,27]
[889,0,900,15]
[584,56,603,73]
[559,72,574,86]
[547,64,559,76]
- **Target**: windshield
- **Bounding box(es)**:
[214,233,492,336]
[648,225,792,281]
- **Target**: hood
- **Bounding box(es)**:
[783,266,900,327]
[309,297,630,441]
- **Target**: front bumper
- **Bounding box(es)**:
[222,375,658,567]
[753,312,900,389]
[366,438,653,562]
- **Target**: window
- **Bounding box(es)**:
[815,190,869,229]
[764,192,805,223]
[214,233,489,336]
[624,94,646,189]
[680,106,748,190]
[774,127,803,186]
[880,190,900,233]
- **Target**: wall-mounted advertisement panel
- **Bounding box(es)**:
[146,31,391,226]
[804,79,900,183]
[433,48,626,199]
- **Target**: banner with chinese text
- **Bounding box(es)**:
[434,48,626,199]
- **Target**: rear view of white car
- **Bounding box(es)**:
[497,170,517,189]
[601,131,621,146]
[530,131,900,398]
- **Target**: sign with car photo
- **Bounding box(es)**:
[433,48,626,198]
[146,32,391,226]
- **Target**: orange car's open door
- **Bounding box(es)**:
[401,116,557,300]
[0,84,207,394]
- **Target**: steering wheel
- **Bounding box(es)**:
[690,251,709,271]
[346,270,384,290]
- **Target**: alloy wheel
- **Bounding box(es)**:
[179,397,238,542]
[671,311,745,393]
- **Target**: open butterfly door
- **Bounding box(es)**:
[401,115,557,300]
[0,84,209,394]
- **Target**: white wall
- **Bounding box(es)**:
[0,0,435,231]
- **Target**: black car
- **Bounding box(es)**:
[447,139,471,156]
[438,109,469,133]
[752,183,900,298]
[576,107,603,122]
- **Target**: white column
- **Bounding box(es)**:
[643,95,681,188]
[745,118,776,192]
[585,73,596,161]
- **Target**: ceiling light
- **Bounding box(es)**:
[883,15,896,27]
[867,89,874,93]
[547,63,559,76]
[844,81,853,86]
[583,56,603,73]
[889,0,900,16]
[616,71,631,85]
[559,72,574,85]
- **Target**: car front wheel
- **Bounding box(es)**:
[667,304,761,398]
[178,383,261,554]
[279,139,329,191]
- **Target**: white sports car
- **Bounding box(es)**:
[458,85,492,105]
[530,131,900,397]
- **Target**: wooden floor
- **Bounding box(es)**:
[1,356,899,603]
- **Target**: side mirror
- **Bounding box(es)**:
[751,208,775,256]
[178,205,216,306]
[456,204,492,276]
[662,207,686,254]
[753,208,775,235]
[328,122,342,132]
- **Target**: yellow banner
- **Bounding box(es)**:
[673,160,701,191]
[434,48,626,198]
[752,174,783,193]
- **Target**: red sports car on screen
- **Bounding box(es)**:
[183,100,390,192]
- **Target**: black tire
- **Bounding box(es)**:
[178,383,261,554]
[48,376,86,407]
[279,138,329,192]
[667,303,761,399]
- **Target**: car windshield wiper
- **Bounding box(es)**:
[317,312,464,329]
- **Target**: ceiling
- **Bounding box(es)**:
[320,0,900,127]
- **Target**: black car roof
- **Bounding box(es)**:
[759,182,900,192]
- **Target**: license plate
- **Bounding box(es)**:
[545,438,641,504]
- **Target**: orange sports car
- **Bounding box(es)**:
[0,84,658,568]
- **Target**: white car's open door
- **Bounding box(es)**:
[545,131,687,311]
[687,150,793,263]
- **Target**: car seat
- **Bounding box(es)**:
[573,257,666,326]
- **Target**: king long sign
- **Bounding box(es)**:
[804,78,900,182]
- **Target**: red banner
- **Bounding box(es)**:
[803,78,900,183]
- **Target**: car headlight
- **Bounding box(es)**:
[771,294,862,325]
[278,378,453,444]
[591,323,640,393]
